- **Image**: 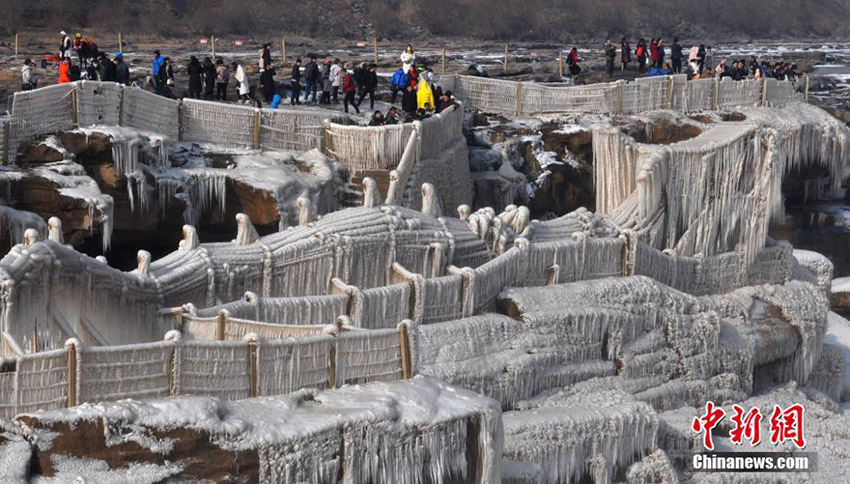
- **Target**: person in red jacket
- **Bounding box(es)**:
[58,58,71,83]
[650,39,659,68]
[341,66,359,114]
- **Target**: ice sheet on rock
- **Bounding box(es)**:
[503,389,657,484]
[31,456,183,484]
[26,376,502,484]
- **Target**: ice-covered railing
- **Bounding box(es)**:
[0,81,351,164]
[439,73,802,116]
[0,319,413,419]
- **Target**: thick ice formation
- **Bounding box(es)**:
[15,376,502,484]
[600,104,850,265]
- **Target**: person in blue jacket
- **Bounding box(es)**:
[152,50,165,88]
[390,68,407,105]
[647,63,673,77]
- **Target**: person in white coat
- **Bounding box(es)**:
[401,44,415,73]
[330,59,343,103]
[231,62,251,103]
[60,31,72,60]
[21,59,37,91]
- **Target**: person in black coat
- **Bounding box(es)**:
[202,57,216,99]
[357,64,379,111]
[260,62,277,103]
[187,56,202,99]
[401,84,417,115]
[290,58,302,105]
[670,38,683,74]
[114,53,130,85]
[303,57,319,104]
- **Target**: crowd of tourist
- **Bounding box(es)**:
[20,31,800,120]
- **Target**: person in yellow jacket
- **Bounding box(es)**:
[416,79,434,110]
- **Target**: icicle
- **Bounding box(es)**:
[47,217,63,244]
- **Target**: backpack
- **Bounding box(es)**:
[636,46,644,57]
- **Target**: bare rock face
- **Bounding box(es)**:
[20,143,64,166]
[17,415,260,483]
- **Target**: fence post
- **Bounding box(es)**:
[322,119,331,156]
[515,82,524,116]
[328,335,337,389]
[211,35,216,59]
[441,48,446,74]
[398,322,412,380]
[712,77,719,110]
[616,81,623,116]
[804,74,810,102]
[65,339,78,407]
[666,76,674,110]
[14,33,18,58]
[216,310,227,340]
[2,118,9,165]
[118,32,123,53]
[373,38,378,63]
[164,330,181,396]
[176,99,184,141]
[117,85,124,126]
[558,50,564,79]
[761,77,768,107]
[504,44,509,72]
[71,84,79,129]
[246,333,259,397]
[281,37,286,65]
[252,108,261,150]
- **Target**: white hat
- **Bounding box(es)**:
[60,31,67,36]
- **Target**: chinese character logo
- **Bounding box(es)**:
[692,402,806,450]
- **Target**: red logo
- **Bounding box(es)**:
[692,402,806,450]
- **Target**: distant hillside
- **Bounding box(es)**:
[3,0,850,41]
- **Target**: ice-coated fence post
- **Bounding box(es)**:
[71,84,79,129]
[616,81,623,115]
[558,50,564,79]
[712,77,719,110]
[666,76,674,110]
[252,107,261,150]
[164,330,181,396]
[761,77,768,107]
[176,99,184,141]
[328,334,337,389]
[515,82,523,116]
[245,333,259,398]
[398,321,412,380]
[2,117,9,165]
[216,310,227,340]
[321,119,331,157]
[804,74,810,102]
[65,339,79,407]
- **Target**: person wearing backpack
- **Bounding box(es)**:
[303,57,320,104]
[341,66,359,114]
[636,39,647,73]
[390,68,407,105]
